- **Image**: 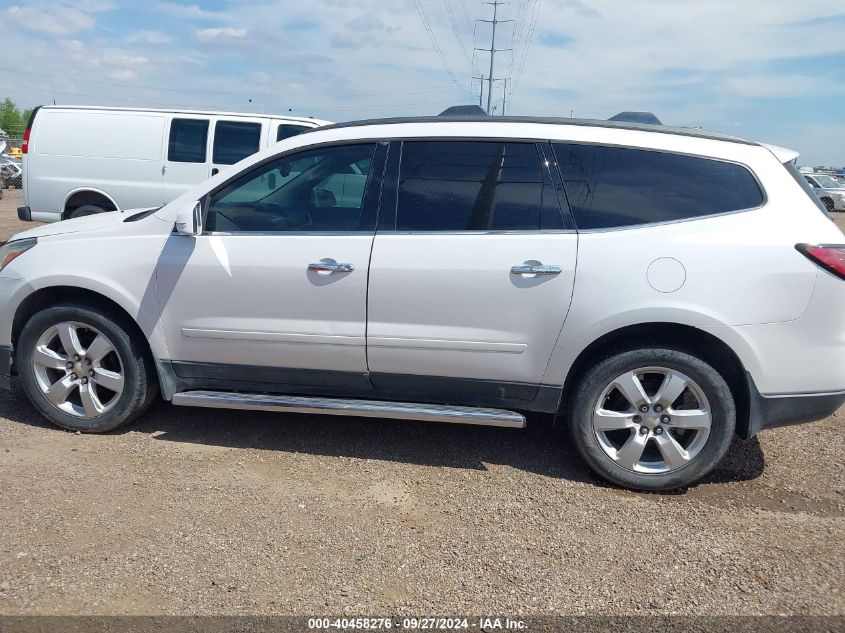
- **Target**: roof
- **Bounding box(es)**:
[37,105,329,126]
[321,115,757,146]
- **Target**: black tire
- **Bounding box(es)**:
[567,346,736,491]
[822,198,835,213]
[17,303,158,432]
[67,204,108,219]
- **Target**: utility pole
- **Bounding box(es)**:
[472,74,486,107]
[475,1,512,115]
[502,77,508,116]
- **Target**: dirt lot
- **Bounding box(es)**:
[0,188,843,617]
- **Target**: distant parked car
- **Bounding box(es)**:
[0,155,22,189]
[18,106,331,222]
[8,147,22,159]
[804,174,845,212]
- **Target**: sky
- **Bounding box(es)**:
[1,0,844,166]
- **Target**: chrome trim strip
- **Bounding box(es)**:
[181,328,364,346]
[171,390,527,428]
[373,229,577,236]
[367,337,527,353]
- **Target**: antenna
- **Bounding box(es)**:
[475,1,512,115]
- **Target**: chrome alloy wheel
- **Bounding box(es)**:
[592,367,712,474]
[31,321,125,419]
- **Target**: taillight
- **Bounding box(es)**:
[21,105,40,155]
[796,244,845,281]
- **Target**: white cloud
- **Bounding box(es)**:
[153,2,229,21]
[724,74,845,99]
[127,30,173,44]
[107,69,137,81]
[195,27,248,42]
[3,0,845,164]
[6,4,95,34]
[104,54,150,66]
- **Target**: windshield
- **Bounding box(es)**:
[812,174,843,189]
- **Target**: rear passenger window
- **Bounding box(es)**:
[168,118,209,163]
[395,141,565,231]
[553,144,764,230]
[213,121,262,165]
[277,124,309,142]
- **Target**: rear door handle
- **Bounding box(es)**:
[510,264,562,275]
[308,261,354,273]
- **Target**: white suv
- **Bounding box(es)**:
[1,116,843,491]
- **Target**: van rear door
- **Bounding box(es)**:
[163,115,212,204]
[208,116,267,178]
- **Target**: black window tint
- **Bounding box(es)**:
[213,121,261,165]
[553,144,764,230]
[277,124,309,142]
[396,141,562,231]
[168,118,209,163]
[205,143,377,233]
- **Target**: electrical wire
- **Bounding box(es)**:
[411,0,472,95]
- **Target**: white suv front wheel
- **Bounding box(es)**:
[568,347,736,491]
[17,303,158,432]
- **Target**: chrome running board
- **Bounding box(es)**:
[171,390,526,428]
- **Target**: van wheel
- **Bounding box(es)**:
[567,347,735,491]
[17,303,158,432]
[68,204,107,219]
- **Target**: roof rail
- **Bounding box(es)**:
[438,105,488,117]
[608,112,662,125]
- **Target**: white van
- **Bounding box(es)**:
[18,106,331,222]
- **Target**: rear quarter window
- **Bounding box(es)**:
[552,143,764,230]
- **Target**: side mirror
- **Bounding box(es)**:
[175,200,203,236]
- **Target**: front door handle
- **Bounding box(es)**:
[510,264,562,275]
[308,261,354,273]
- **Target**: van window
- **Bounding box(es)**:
[168,119,209,163]
[394,141,565,231]
[277,124,310,142]
[213,120,262,165]
[553,144,765,230]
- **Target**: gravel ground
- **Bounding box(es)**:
[1,189,844,616]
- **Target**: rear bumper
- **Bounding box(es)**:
[740,372,845,439]
[17,206,32,221]
[0,344,11,391]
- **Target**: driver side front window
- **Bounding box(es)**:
[205,143,377,232]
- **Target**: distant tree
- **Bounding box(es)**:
[0,98,29,136]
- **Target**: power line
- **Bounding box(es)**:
[0,65,465,99]
[12,83,464,115]
[459,0,473,30]
[511,0,542,92]
[411,0,472,96]
[443,0,472,66]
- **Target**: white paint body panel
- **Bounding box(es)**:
[2,118,843,407]
[367,233,577,383]
[24,106,329,221]
[156,233,373,373]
